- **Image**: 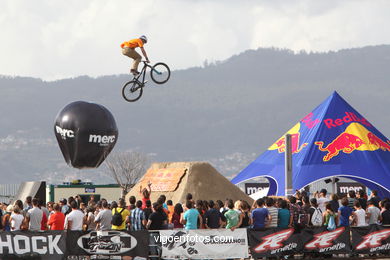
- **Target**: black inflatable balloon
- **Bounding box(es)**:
[54,101,118,169]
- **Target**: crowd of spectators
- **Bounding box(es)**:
[0,185,389,232]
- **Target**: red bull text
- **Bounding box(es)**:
[323,112,371,129]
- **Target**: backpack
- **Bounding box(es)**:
[112,208,125,226]
[327,214,336,231]
[311,207,323,227]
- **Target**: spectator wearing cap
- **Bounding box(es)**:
[47,203,65,230]
[317,189,330,213]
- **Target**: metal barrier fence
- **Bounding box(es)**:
[0,183,20,203]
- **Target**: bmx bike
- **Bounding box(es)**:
[122,61,170,102]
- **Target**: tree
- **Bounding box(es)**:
[105,151,149,199]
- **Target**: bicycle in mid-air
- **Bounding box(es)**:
[122,61,171,102]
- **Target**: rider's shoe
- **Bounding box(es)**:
[130,69,140,76]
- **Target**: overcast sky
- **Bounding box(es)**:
[1,0,390,80]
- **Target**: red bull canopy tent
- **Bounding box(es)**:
[232,91,390,198]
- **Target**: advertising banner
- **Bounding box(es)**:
[336,182,365,197]
[0,230,66,260]
[244,183,269,195]
[67,230,149,258]
[0,230,149,259]
[352,225,390,254]
[160,229,248,259]
[248,228,302,258]
[302,227,351,254]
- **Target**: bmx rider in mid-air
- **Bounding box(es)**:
[121,35,150,76]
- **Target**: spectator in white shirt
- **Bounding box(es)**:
[352,201,367,227]
[64,201,85,230]
[316,189,330,213]
[10,206,24,231]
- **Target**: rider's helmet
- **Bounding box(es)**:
[139,35,147,43]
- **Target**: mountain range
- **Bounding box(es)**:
[1,45,390,184]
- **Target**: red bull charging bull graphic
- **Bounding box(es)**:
[232,91,390,198]
[315,122,390,161]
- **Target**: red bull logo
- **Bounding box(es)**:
[315,122,390,161]
[315,133,364,161]
[367,132,390,151]
[268,123,308,154]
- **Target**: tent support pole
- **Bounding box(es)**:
[332,177,336,195]
[285,134,293,196]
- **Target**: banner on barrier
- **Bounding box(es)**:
[248,228,301,258]
[302,227,351,254]
[0,230,149,259]
[0,230,66,260]
[160,229,248,259]
[67,230,149,257]
[352,225,390,254]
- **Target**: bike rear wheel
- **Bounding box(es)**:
[150,62,170,84]
[122,80,143,102]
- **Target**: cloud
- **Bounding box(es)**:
[0,0,389,80]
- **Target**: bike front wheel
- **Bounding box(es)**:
[150,62,170,84]
[122,80,143,102]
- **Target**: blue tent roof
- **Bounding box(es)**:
[232,91,390,198]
